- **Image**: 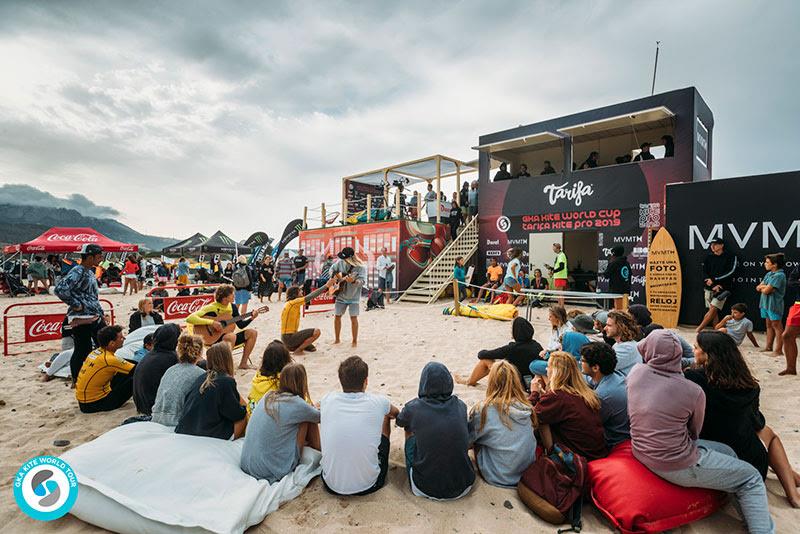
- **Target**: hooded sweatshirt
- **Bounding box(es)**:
[604,255,631,294]
[133,323,180,415]
[561,331,590,360]
[469,400,536,487]
[396,362,475,499]
[628,304,652,328]
[627,330,705,472]
[684,367,768,478]
[477,317,543,379]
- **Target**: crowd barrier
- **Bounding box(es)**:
[146,284,221,321]
[3,299,116,357]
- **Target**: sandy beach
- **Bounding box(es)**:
[0,290,797,533]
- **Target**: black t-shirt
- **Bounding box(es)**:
[293,255,308,272]
[634,152,655,161]
[477,339,543,380]
[176,373,246,440]
[684,368,767,478]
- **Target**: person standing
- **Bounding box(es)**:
[232,255,253,315]
[376,248,395,304]
[317,254,335,288]
[467,180,479,224]
[27,256,49,293]
[293,249,308,286]
[330,247,365,347]
[454,257,467,301]
[175,257,190,286]
[424,184,438,223]
[604,246,631,309]
[448,200,463,241]
[459,182,470,223]
[257,257,275,303]
[756,253,787,356]
[661,135,675,158]
[276,252,294,301]
[55,244,107,383]
[122,255,140,296]
[696,238,738,332]
[493,162,512,181]
[549,243,569,307]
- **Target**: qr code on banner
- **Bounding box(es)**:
[639,202,660,228]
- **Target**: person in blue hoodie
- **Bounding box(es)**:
[396,362,475,500]
[530,331,590,376]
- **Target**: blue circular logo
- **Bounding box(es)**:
[13,456,78,521]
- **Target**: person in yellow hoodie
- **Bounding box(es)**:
[247,340,293,413]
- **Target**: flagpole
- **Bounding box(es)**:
[651,41,660,96]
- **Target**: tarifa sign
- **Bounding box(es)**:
[542,181,594,207]
[646,228,682,328]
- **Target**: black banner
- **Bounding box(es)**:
[666,171,800,329]
[272,219,303,259]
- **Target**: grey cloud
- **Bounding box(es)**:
[0,184,119,217]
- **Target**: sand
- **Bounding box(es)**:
[0,290,798,533]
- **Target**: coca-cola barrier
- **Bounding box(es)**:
[3,300,116,357]
[146,283,221,321]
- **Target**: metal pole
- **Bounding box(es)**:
[651,41,660,96]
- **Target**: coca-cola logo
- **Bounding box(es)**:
[163,296,214,319]
[46,233,99,242]
[23,314,65,342]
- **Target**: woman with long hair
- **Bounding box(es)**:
[528,305,574,375]
[122,255,140,296]
[469,361,537,487]
[529,351,608,460]
[240,363,321,482]
[175,342,247,439]
[247,340,293,413]
[501,248,524,299]
[687,331,800,507]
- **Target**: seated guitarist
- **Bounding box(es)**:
[186,284,260,370]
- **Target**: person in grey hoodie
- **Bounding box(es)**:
[396,362,475,500]
[151,334,206,426]
[628,330,774,534]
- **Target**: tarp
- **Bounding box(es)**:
[161,232,207,255]
[2,227,138,254]
[192,230,252,255]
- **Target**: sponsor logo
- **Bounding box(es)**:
[688,221,800,250]
[542,181,594,207]
[45,233,98,243]
[14,456,78,521]
[486,250,501,257]
[485,239,500,246]
[163,296,214,319]
[23,314,65,342]
[28,318,62,339]
[496,216,511,232]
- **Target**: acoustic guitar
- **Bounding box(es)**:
[327,267,354,297]
[195,305,269,346]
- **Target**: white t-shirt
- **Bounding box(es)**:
[320,391,391,494]
[376,255,395,279]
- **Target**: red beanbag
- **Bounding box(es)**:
[588,441,726,534]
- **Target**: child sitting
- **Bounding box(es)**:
[241,363,320,483]
[469,361,536,487]
[396,362,474,500]
[131,333,155,363]
[247,340,292,413]
[320,356,399,495]
[715,302,758,347]
[176,342,247,440]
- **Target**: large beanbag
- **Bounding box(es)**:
[442,303,518,321]
[61,422,321,534]
[588,441,726,534]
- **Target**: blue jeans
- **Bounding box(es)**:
[651,440,774,534]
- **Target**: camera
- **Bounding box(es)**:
[391,177,409,188]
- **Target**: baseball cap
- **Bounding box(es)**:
[80,244,103,255]
[709,238,725,245]
[337,247,355,260]
[569,314,598,334]
[592,310,609,327]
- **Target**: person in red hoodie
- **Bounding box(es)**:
[628,330,774,534]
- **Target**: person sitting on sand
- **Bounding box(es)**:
[176,342,248,440]
[320,356,399,496]
[604,310,643,376]
[241,363,321,483]
[130,333,155,363]
[455,317,543,388]
[186,284,261,369]
[128,297,164,333]
[541,305,573,357]
[151,334,206,427]
[469,361,536,487]
[75,325,135,414]
[132,323,181,416]
[530,330,589,377]
[247,340,293,413]
[529,351,608,461]
[715,302,758,347]
[397,362,474,500]
[580,342,630,448]
[627,330,773,533]
[686,331,800,508]
[282,281,332,354]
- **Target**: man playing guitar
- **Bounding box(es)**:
[186,284,265,369]
[329,247,366,347]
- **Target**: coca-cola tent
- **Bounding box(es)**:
[189,230,251,255]
[161,233,207,255]
[2,227,139,254]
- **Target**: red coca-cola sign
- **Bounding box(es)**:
[23,314,65,342]
[162,295,214,320]
[46,233,99,243]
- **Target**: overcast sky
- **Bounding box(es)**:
[0,0,798,240]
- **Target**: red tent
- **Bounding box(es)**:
[3,227,139,254]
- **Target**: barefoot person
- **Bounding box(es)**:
[782,299,800,375]
[330,247,365,347]
[756,253,786,356]
[282,282,332,355]
[696,238,738,332]
[186,284,261,369]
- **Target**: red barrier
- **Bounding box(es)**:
[303,293,335,315]
[3,300,116,357]
[146,283,221,321]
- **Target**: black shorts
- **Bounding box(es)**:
[282,329,316,351]
[323,435,390,496]
[211,330,248,347]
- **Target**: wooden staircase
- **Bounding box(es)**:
[397,216,479,304]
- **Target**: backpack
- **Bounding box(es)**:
[517,443,587,532]
[232,264,250,289]
[366,288,384,310]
